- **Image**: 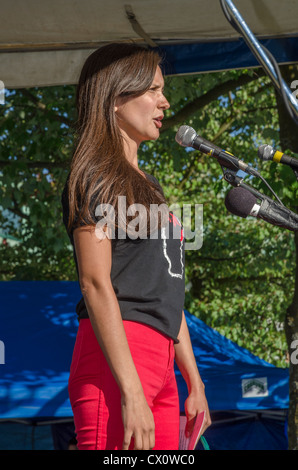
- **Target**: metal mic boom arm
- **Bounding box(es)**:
[220,0,298,126]
[222,167,275,202]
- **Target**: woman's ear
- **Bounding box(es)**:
[114,97,120,113]
[115,95,127,113]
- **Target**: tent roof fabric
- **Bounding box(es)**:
[1,0,298,87]
[0,281,289,420]
[2,0,298,45]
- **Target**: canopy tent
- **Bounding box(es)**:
[0,281,289,449]
[175,312,289,412]
[175,308,289,450]
[0,2,294,449]
[1,0,298,88]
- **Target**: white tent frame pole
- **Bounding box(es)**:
[222,0,298,124]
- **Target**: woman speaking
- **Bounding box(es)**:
[61,42,211,450]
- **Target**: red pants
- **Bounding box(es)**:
[68,319,180,450]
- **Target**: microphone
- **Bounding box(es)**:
[176,125,260,177]
[258,144,298,170]
[225,186,298,232]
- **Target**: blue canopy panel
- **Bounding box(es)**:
[159,37,298,75]
[0,281,289,420]
[176,310,289,411]
[199,410,288,450]
[0,281,79,419]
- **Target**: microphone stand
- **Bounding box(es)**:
[222,167,274,202]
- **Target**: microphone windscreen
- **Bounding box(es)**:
[258,144,272,161]
[225,186,257,218]
[175,126,196,147]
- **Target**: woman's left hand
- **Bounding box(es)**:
[174,311,212,438]
[184,385,211,438]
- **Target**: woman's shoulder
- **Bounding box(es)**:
[143,171,165,195]
[143,171,158,183]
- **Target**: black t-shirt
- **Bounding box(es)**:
[61,172,185,343]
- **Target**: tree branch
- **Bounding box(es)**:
[9,193,30,220]
[196,250,260,261]
[0,160,70,169]
[161,70,267,132]
[177,114,238,191]
[20,89,74,128]
[172,78,272,191]
[194,273,292,285]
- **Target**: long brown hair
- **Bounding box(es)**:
[66,42,168,237]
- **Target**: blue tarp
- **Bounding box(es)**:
[160,37,298,76]
[0,280,289,420]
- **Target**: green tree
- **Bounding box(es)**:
[1,65,297,447]
[274,64,298,451]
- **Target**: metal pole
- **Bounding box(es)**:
[223,0,298,121]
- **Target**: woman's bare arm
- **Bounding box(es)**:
[73,225,155,450]
[174,311,211,436]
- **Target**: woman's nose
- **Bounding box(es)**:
[160,94,170,110]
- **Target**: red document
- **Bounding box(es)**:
[179,411,206,450]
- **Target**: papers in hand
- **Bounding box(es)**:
[179,411,206,450]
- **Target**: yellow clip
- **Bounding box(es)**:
[273,150,283,163]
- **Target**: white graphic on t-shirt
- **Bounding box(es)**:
[161,213,184,279]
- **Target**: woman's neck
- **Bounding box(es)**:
[122,135,140,171]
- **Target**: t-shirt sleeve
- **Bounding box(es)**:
[61,174,100,242]
[61,171,166,243]
[145,173,167,200]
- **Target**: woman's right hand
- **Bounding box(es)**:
[121,391,155,450]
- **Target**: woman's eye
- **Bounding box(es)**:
[149,87,164,94]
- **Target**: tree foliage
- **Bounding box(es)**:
[0,67,296,372]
